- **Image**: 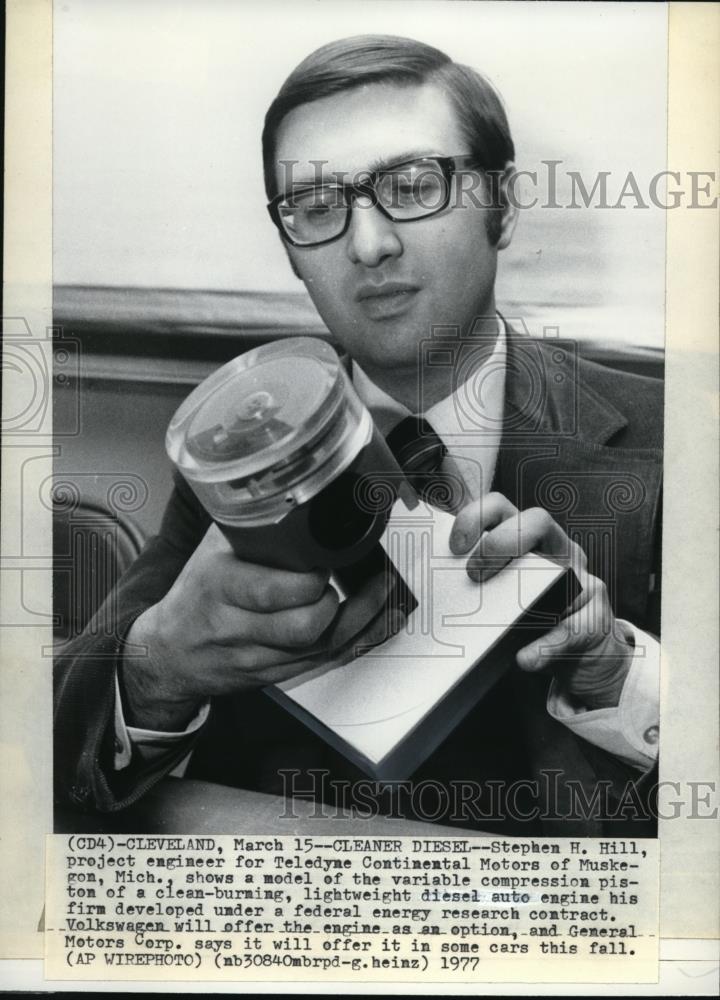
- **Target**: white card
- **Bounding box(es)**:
[273,499,566,766]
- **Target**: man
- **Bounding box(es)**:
[54,35,662,834]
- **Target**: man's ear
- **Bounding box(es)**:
[496,162,520,251]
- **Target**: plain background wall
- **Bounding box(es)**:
[54,0,669,346]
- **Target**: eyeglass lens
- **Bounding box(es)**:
[278,159,450,245]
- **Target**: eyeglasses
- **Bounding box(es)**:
[267,154,479,248]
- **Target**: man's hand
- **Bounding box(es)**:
[449,493,634,710]
[122,524,399,731]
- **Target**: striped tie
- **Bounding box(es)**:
[385,416,466,512]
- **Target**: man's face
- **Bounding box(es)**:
[273,81,516,387]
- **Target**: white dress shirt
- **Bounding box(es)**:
[115,318,660,772]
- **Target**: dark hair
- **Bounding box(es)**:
[262,35,515,243]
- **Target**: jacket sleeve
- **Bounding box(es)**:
[53,474,212,812]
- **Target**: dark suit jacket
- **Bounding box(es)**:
[54,329,663,835]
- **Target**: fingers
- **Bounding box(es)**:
[271,570,395,662]
[242,603,408,688]
[452,497,584,583]
[195,648,330,693]
[238,657,328,688]
[515,594,635,710]
[449,493,518,554]
[516,581,613,671]
[567,568,599,614]
[259,572,405,668]
[465,508,566,582]
[244,585,341,648]
[219,566,395,657]
[190,525,332,613]
[233,589,407,688]
[321,570,393,654]
[516,609,598,672]
[219,559,331,613]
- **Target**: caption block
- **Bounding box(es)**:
[45,834,658,982]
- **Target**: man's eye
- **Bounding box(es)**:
[394,182,416,198]
[297,203,341,230]
[386,177,414,197]
[381,170,445,208]
[279,189,346,239]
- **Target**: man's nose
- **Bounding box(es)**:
[345,195,403,267]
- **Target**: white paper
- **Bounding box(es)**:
[276,500,565,764]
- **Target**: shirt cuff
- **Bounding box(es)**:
[113,671,210,770]
[546,621,660,770]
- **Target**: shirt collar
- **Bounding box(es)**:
[352,316,507,439]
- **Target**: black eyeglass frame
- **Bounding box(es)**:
[267,154,481,248]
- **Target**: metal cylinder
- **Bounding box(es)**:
[166,337,407,574]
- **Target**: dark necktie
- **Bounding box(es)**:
[385,415,465,512]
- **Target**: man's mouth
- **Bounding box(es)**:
[355,281,420,319]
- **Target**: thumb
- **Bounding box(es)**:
[516,610,597,672]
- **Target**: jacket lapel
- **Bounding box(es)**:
[495,326,662,627]
[492,326,662,834]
